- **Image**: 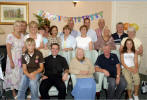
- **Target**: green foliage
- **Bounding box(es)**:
[34,14,50,27]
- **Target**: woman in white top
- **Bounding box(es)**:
[24,21,43,49]
[121,38,140,100]
[76,25,93,50]
[60,25,76,52]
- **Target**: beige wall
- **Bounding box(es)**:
[0,1,112,45]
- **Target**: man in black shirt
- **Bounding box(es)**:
[95,45,126,99]
[39,43,69,99]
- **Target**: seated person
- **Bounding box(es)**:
[60,25,76,52]
[17,38,44,100]
[95,44,126,99]
[69,48,96,100]
[39,43,69,99]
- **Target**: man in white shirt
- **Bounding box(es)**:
[79,18,97,43]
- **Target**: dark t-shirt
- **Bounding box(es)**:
[112,32,128,45]
[95,53,119,78]
[44,55,69,77]
[22,49,44,73]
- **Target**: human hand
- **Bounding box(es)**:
[102,69,110,77]
[116,77,120,85]
[80,71,89,75]
[10,60,15,69]
[62,73,68,81]
[42,75,48,80]
[29,73,36,80]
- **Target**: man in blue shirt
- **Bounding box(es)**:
[95,44,126,99]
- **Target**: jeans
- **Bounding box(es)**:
[17,74,41,100]
[107,76,127,99]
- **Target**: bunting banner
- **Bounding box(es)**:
[36,10,103,23]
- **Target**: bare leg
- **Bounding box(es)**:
[134,85,139,96]
[127,89,132,99]
[12,89,16,99]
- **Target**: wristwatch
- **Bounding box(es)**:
[116,75,120,78]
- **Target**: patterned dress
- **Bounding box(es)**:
[4,33,24,90]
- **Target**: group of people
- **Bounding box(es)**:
[3,17,143,100]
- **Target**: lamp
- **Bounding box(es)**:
[73,1,79,7]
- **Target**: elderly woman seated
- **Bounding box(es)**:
[69,48,96,100]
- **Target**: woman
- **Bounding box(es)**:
[24,21,43,49]
[4,21,24,99]
[121,39,140,100]
[60,25,76,52]
[69,48,96,100]
[47,25,61,49]
[76,25,93,50]
[38,26,48,49]
[94,26,116,51]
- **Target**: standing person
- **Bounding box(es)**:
[17,38,44,100]
[94,26,116,51]
[95,18,105,38]
[78,18,97,43]
[60,25,76,52]
[121,39,140,100]
[60,19,79,38]
[4,21,24,99]
[112,22,128,50]
[24,21,44,49]
[20,20,28,35]
[48,25,61,50]
[76,25,93,50]
[39,43,69,99]
[69,48,96,100]
[38,26,48,49]
[95,45,126,99]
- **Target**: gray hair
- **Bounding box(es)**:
[127,26,136,33]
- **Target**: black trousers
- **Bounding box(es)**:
[39,76,66,99]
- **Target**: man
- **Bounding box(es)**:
[21,21,28,35]
[95,45,126,99]
[39,43,69,99]
[95,18,105,38]
[60,19,79,38]
[112,22,128,49]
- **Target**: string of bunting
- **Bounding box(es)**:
[36,10,103,23]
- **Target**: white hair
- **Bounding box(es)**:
[127,26,136,33]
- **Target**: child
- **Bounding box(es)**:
[121,38,140,100]
[38,26,48,49]
[17,38,44,100]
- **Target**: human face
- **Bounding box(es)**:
[29,24,38,34]
[21,23,27,33]
[103,46,110,57]
[128,31,135,39]
[76,48,84,60]
[64,28,70,36]
[103,28,110,37]
[98,19,105,29]
[126,40,133,50]
[51,45,59,56]
[68,20,74,29]
[14,22,22,33]
[116,24,124,33]
[84,19,90,29]
[80,27,87,36]
[39,29,45,36]
[26,42,35,53]
[51,27,58,37]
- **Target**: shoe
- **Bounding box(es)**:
[133,94,139,100]
[27,94,31,99]
[14,95,17,100]
[128,98,133,100]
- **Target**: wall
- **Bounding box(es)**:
[0,1,112,45]
[111,1,147,75]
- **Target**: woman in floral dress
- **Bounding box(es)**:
[4,21,24,99]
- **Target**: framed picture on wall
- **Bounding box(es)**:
[0,2,29,25]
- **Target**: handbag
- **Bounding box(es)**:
[141,81,147,94]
